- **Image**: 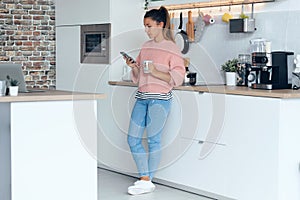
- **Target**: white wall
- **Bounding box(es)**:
[264,0,300,12]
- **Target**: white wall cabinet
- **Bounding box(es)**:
[155,92,229,199]
[180,92,227,145]
[56,26,80,91]
[156,94,281,199]
[55,0,110,26]
[222,95,280,199]
[159,90,201,169]
[155,138,228,198]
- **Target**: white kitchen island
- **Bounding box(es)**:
[0,90,105,200]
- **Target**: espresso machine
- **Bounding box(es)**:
[250,51,294,90]
[247,38,269,88]
[247,38,294,89]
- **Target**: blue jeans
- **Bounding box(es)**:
[127,99,171,180]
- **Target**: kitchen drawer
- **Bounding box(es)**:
[164,90,200,142]
[179,92,227,145]
[156,138,229,199]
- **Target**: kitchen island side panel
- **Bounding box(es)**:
[10,100,97,200]
[0,103,11,200]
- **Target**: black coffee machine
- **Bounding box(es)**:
[250,51,294,90]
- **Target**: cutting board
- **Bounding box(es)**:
[170,12,174,30]
[186,11,194,42]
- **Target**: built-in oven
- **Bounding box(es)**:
[80,23,111,64]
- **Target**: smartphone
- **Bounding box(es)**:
[120,51,136,63]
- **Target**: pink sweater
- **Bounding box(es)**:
[131,39,185,93]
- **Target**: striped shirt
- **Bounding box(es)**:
[135,91,173,100]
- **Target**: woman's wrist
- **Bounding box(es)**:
[151,68,171,83]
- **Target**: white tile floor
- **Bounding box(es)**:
[98,168,213,200]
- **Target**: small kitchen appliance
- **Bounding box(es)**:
[247,38,269,87]
[236,54,251,86]
[187,72,197,85]
[81,23,111,64]
[294,54,300,73]
[292,54,300,88]
[251,51,294,90]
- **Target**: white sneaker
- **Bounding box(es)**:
[128,180,155,195]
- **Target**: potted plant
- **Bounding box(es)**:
[221,58,238,86]
[7,75,19,96]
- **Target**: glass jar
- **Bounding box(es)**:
[249,38,267,53]
[236,54,251,86]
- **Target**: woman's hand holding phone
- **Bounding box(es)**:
[120,52,139,78]
[120,52,138,68]
[126,59,138,69]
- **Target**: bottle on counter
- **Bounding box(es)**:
[183,58,190,85]
[184,67,190,84]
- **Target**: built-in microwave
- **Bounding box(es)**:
[80,23,111,64]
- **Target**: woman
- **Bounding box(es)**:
[124,6,185,195]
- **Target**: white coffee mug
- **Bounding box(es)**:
[143,60,152,74]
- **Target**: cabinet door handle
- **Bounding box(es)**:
[198,140,204,144]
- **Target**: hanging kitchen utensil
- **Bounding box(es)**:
[186,10,194,42]
[170,12,175,30]
[194,10,205,43]
[239,4,249,19]
[222,5,233,23]
[175,12,189,54]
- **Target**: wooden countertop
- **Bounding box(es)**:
[108,81,300,99]
[0,89,106,103]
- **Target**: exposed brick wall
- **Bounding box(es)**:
[0,0,55,89]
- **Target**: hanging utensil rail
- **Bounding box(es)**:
[159,0,275,11]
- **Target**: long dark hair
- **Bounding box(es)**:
[144,6,174,42]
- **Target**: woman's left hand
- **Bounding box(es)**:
[148,62,157,75]
[147,63,171,83]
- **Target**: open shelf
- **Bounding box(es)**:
[159,0,275,11]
